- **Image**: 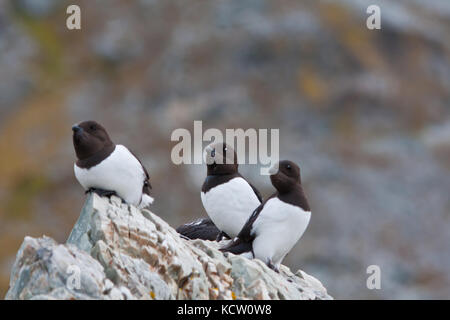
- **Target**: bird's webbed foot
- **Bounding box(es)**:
[267,259,280,273]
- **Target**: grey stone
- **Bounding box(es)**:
[5,194,332,300]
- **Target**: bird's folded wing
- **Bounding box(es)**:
[219,236,253,255]
[176,218,221,241]
[128,148,152,194]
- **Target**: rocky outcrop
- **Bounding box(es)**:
[5,194,332,300]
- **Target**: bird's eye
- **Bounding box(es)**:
[286,164,291,170]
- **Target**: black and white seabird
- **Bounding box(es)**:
[177,143,262,241]
[72,120,154,208]
[221,160,311,272]
[196,142,262,241]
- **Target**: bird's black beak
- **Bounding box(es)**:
[72,125,82,133]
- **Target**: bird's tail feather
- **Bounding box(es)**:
[139,194,154,208]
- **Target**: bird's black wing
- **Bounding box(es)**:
[140,164,152,195]
[220,203,264,254]
[219,237,253,255]
[239,193,277,240]
[220,193,277,255]
[176,218,221,241]
[129,149,152,195]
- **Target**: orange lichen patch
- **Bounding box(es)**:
[231,291,237,300]
[209,287,219,299]
[297,67,328,104]
[150,291,155,299]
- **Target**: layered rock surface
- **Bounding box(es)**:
[5,194,331,300]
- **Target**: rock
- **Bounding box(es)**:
[5,194,332,300]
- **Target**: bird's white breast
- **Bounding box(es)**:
[252,197,311,267]
[74,145,145,206]
[200,177,261,238]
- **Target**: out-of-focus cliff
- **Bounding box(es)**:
[0,0,449,298]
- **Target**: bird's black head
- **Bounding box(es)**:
[205,142,238,176]
[72,120,114,160]
[269,160,301,193]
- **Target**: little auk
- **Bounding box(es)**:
[72,120,154,208]
[220,160,311,272]
[195,142,262,241]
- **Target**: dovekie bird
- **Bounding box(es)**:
[200,142,262,241]
[177,142,262,241]
[72,120,154,208]
[220,160,311,272]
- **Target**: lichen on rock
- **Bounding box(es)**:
[5,193,332,300]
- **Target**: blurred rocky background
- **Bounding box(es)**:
[0,0,449,299]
